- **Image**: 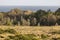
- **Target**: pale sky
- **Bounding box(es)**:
[0,0,60,6]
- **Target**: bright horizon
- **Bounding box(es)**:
[0,0,60,6]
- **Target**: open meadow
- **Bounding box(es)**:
[0,26,60,40]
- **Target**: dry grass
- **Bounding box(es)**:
[0,26,60,40]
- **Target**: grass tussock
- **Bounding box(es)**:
[7,34,39,40]
[0,28,17,34]
[0,28,4,34]
[49,29,60,34]
[4,29,17,34]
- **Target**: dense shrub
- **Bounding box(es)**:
[0,8,60,26]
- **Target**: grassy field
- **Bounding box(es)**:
[0,26,60,40]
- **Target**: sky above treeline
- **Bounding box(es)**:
[0,0,60,6]
[0,6,60,12]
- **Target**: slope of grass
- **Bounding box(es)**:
[0,26,60,40]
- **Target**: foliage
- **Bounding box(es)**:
[0,8,60,26]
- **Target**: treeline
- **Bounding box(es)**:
[0,8,60,26]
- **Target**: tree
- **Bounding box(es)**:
[6,17,12,25]
[56,16,60,25]
[34,9,47,26]
[47,14,57,26]
[55,8,60,15]
[40,16,48,26]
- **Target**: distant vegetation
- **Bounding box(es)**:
[0,8,60,26]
